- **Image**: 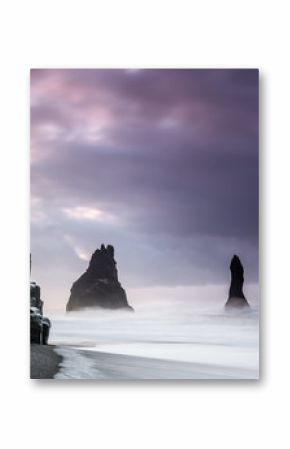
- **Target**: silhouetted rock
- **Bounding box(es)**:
[225,255,250,309]
[66,244,133,312]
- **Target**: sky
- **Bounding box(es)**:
[30,69,259,311]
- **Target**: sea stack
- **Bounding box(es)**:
[66,244,133,312]
[225,255,250,309]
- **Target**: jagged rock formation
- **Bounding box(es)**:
[225,255,250,309]
[66,244,133,312]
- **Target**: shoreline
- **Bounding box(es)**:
[30,344,62,379]
[30,344,258,380]
[53,346,258,380]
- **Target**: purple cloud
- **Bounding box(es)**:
[31,69,259,308]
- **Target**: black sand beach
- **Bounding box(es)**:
[30,344,62,379]
[51,346,258,380]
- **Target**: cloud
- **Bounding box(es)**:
[31,69,259,308]
[62,206,117,223]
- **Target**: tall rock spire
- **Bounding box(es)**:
[225,255,250,309]
[66,244,133,312]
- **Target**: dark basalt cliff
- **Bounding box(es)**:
[225,255,250,309]
[66,244,133,312]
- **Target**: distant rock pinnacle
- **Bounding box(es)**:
[225,255,250,309]
[66,244,133,312]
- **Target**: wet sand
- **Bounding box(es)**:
[53,346,258,380]
[30,344,62,379]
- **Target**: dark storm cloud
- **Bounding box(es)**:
[32,137,258,241]
[31,69,259,294]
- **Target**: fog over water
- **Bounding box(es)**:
[50,285,259,378]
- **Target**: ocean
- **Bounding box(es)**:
[49,295,259,379]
